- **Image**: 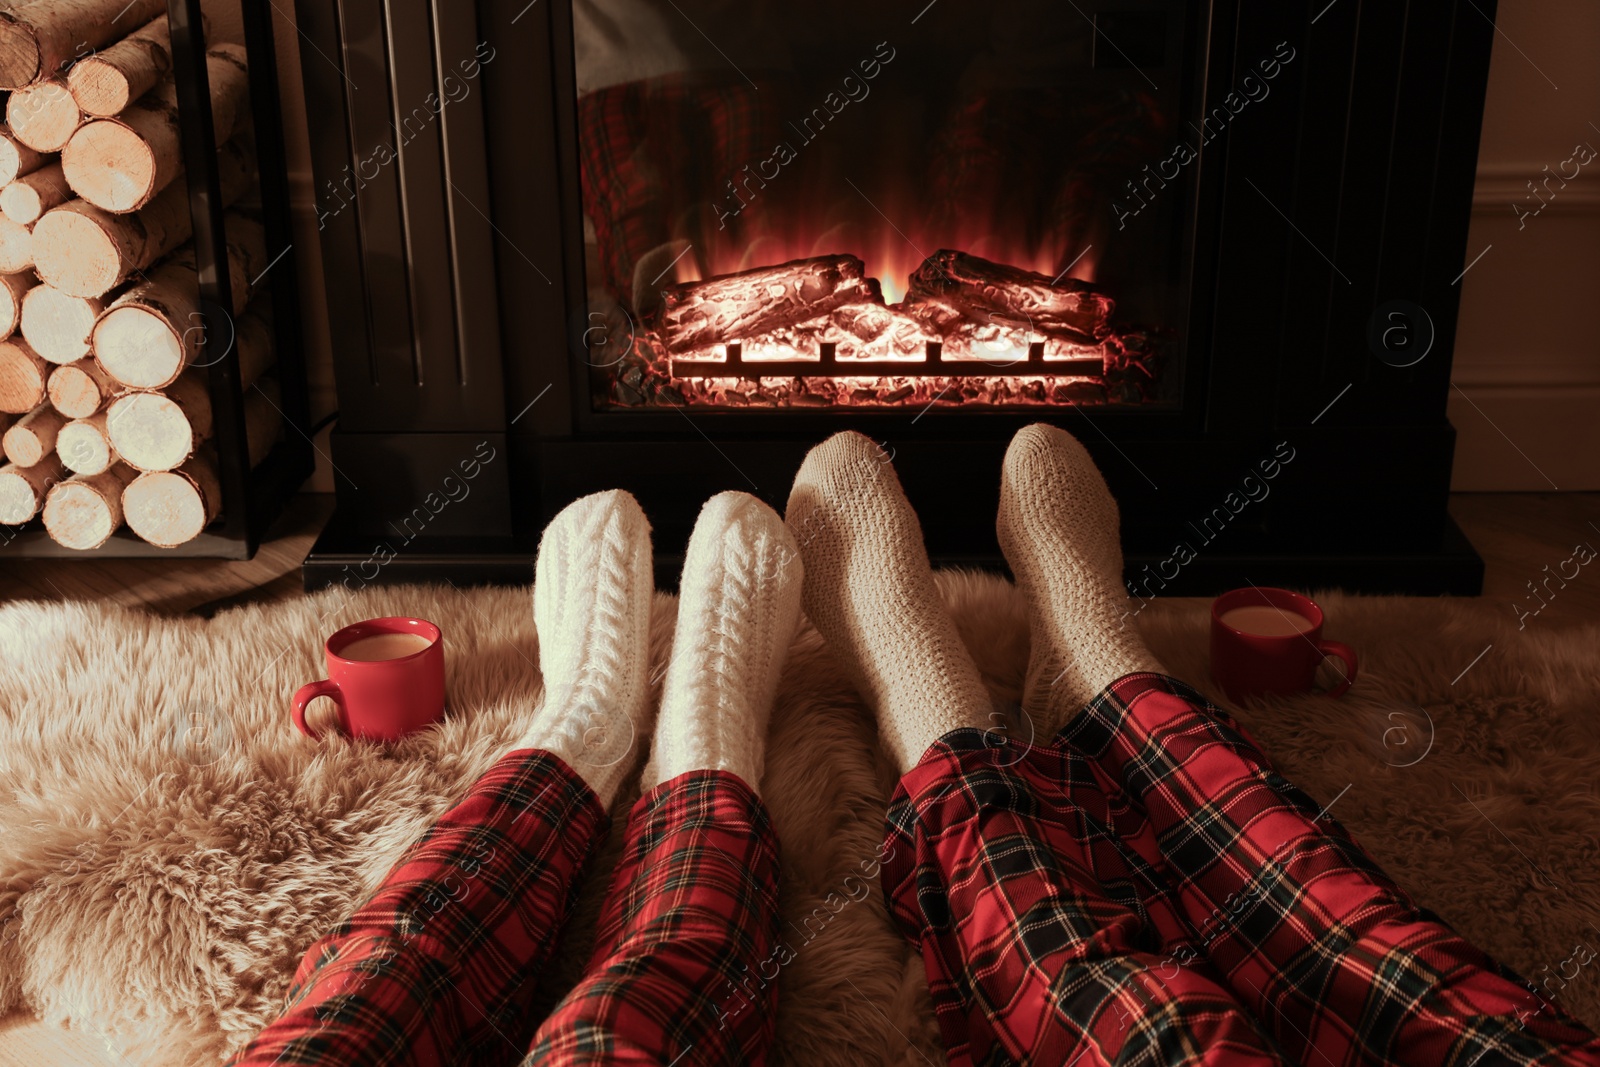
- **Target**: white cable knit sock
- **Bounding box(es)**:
[645,492,803,793]
[518,489,655,807]
[786,431,992,773]
[997,423,1165,733]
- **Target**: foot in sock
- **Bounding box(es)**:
[786,431,992,774]
[997,423,1164,735]
[519,489,655,806]
[645,492,803,793]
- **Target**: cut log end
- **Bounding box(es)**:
[106,389,198,471]
[0,21,41,90]
[48,359,115,419]
[7,80,80,152]
[0,469,38,521]
[0,160,69,224]
[124,463,219,546]
[0,127,45,188]
[21,284,99,364]
[3,405,65,466]
[0,269,33,336]
[93,303,182,388]
[0,216,32,274]
[57,415,114,474]
[0,136,19,187]
[32,208,119,298]
[0,455,64,522]
[43,466,131,549]
[66,56,134,117]
[0,339,47,413]
[0,181,41,224]
[63,119,156,212]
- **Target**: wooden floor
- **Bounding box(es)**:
[1448,492,1600,628]
[0,494,334,616]
[0,491,1596,1060]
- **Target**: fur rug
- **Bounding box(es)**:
[1,575,1598,1065]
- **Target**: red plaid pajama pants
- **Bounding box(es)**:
[225,753,780,1067]
[231,674,1600,1067]
[884,672,1600,1066]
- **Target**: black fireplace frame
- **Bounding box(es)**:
[297,0,1493,594]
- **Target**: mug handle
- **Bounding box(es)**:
[1316,641,1359,697]
[292,680,344,738]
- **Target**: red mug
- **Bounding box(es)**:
[292,617,446,741]
[1210,587,1357,702]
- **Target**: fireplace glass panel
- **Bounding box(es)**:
[570,1,1196,411]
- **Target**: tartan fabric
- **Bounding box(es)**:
[884,726,1286,1066]
[226,749,609,1067]
[1060,672,1600,1066]
[884,672,1600,1067]
[524,769,782,1066]
[578,74,785,302]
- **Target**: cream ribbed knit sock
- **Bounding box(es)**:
[644,492,803,793]
[786,431,992,773]
[998,423,1165,733]
[519,489,655,806]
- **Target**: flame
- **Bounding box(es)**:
[671,186,1086,300]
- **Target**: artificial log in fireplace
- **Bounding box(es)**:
[295,0,1494,594]
[619,250,1153,410]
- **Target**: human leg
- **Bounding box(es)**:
[525,493,801,1065]
[788,431,1281,1066]
[227,491,655,1066]
[998,422,1600,1066]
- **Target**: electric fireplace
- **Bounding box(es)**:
[295,0,1495,594]
[574,10,1193,415]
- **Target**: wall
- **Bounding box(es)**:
[258,2,1598,494]
[1450,0,1600,490]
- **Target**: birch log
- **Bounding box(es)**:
[0,0,168,88]
[42,462,134,547]
[65,44,249,213]
[1,160,70,223]
[123,449,220,545]
[2,401,65,465]
[104,370,210,470]
[93,218,270,387]
[0,453,64,522]
[67,14,209,118]
[55,409,114,473]
[123,388,280,545]
[32,137,254,297]
[0,216,31,273]
[20,283,103,363]
[47,356,118,417]
[0,270,35,338]
[0,126,47,185]
[0,338,48,412]
[6,78,80,152]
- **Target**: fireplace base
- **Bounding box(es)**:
[302,429,1484,597]
[300,512,1482,596]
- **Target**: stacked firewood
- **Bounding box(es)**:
[0,0,281,549]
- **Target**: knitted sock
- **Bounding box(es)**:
[786,431,992,773]
[997,423,1165,734]
[518,489,655,806]
[645,492,803,793]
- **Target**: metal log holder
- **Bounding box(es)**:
[0,0,313,560]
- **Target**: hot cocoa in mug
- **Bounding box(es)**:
[292,618,447,741]
[1210,588,1357,702]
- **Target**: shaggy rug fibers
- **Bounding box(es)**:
[1,574,1598,1065]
